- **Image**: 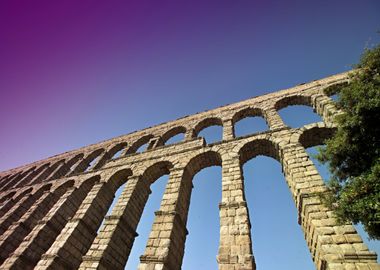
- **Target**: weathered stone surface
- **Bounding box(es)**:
[0,71,378,270]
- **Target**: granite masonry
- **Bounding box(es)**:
[0,71,379,270]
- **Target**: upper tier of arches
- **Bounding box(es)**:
[0,77,345,190]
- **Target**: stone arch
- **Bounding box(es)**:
[105,168,134,191]
[1,175,101,269]
[71,149,105,174]
[322,81,348,97]
[140,160,174,183]
[50,153,84,179]
[274,94,312,111]
[10,164,50,189]
[36,169,132,269]
[239,138,280,166]
[0,183,52,235]
[0,174,13,188]
[158,126,187,146]
[274,94,325,128]
[80,163,173,270]
[138,152,222,270]
[232,107,266,125]
[93,142,128,170]
[0,191,16,204]
[0,168,34,190]
[0,187,32,217]
[0,172,20,190]
[174,151,222,268]
[52,178,75,192]
[183,151,222,178]
[0,179,75,265]
[193,117,223,137]
[232,107,269,137]
[32,159,66,184]
[108,142,128,159]
[236,137,321,269]
[298,124,336,148]
[125,134,154,155]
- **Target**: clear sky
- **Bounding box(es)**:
[0,1,379,269]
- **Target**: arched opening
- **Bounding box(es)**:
[194,118,223,144]
[13,163,50,188]
[97,182,128,234]
[0,188,32,217]
[84,152,104,172]
[160,126,186,146]
[92,143,129,170]
[299,127,380,261]
[0,183,52,235]
[0,174,12,188]
[0,180,75,265]
[182,166,221,269]
[124,161,173,269]
[96,169,132,232]
[239,139,314,269]
[0,191,15,202]
[105,142,129,161]
[278,105,322,128]
[126,135,154,155]
[51,153,84,179]
[233,108,269,137]
[165,133,185,145]
[181,151,222,269]
[34,159,66,183]
[323,82,348,103]
[70,149,104,174]
[234,117,268,137]
[330,93,338,102]
[125,174,169,269]
[2,176,100,269]
[275,95,322,128]
[4,167,36,189]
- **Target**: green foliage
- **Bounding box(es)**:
[317,44,380,239]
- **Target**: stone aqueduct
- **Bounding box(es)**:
[0,71,379,270]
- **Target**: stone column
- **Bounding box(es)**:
[50,156,84,180]
[185,128,196,141]
[0,172,25,191]
[79,176,150,270]
[218,154,255,270]
[3,169,33,190]
[44,162,67,181]
[281,143,378,269]
[35,181,116,269]
[264,107,287,130]
[1,178,97,270]
[0,191,15,205]
[0,182,72,265]
[139,167,191,270]
[32,161,65,184]
[0,186,50,235]
[0,175,11,188]
[223,119,235,141]
[0,188,31,217]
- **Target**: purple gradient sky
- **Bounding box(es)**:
[1,0,379,171]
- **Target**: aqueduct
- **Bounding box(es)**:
[0,71,379,270]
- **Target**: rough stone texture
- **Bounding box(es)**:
[0,71,379,270]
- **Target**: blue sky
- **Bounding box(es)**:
[1,1,379,269]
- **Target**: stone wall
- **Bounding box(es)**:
[0,71,378,270]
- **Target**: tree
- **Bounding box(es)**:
[317,44,380,239]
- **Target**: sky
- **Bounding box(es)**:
[0,1,379,269]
